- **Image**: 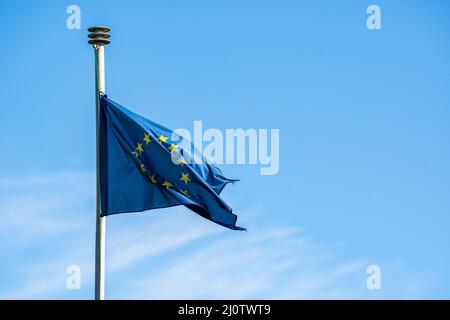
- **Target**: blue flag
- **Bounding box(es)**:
[99,95,245,231]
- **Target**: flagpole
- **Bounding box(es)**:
[88,26,111,300]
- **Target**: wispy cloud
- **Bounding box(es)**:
[112,222,367,299]
[107,210,223,272]
[0,171,95,299]
[0,171,94,242]
[0,170,430,299]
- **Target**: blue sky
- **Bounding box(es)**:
[0,0,449,299]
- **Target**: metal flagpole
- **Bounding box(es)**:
[88,26,111,300]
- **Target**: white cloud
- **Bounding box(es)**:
[0,170,431,299]
[0,171,95,299]
[107,210,223,272]
[112,222,367,299]
[0,171,93,243]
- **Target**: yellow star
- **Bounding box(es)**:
[158,135,168,143]
[149,174,157,184]
[143,133,151,144]
[140,164,146,173]
[180,189,190,197]
[169,143,178,152]
[162,180,173,189]
[131,150,139,157]
[177,158,186,167]
[136,143,144,154]
[180,172,191,184]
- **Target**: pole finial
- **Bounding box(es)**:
[88,26,111,46]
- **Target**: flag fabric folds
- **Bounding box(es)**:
[99,95,245,231]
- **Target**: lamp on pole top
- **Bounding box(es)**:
[88,26,111,46]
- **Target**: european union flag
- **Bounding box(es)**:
[99,95,245,231]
